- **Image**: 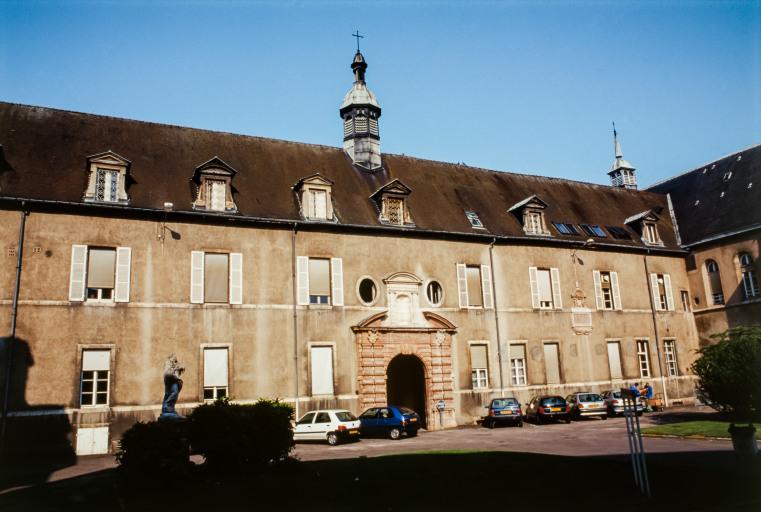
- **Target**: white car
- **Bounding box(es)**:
[293,409,361,445]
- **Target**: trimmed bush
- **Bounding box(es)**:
[188,397,294,473]
[691,326,761,420]
[115,420,191,483]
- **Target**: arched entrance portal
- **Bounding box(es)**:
[386,354,427,428]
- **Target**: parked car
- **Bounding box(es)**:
[483,397,523,428]
[566,392,607,420]
[358,406,421,439]
[293,409,361,445]
[600,390,645,417]
[525,395,571,424]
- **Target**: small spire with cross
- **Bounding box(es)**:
[352,30,364,52]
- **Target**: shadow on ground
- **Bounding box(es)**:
[0,449,759,511]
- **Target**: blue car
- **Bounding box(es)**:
[358,406,421,439]
[483,397,523,428]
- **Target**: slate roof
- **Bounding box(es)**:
[648,143,761,247]
[0,101,681,251]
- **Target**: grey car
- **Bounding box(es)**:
[566,392,607,420]
[600,390,645,417]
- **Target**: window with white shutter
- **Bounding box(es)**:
[456,264,469,308]
[663,274,675,311]
[190,251,242,304]
[203,347,229,400]
[229,253,243,305]
[310,346,334,395]
[69,245,88,301]
[480,265,494,309]
[610,271,622,310]
[550,268,562,309]
[297,256,310,305]
[191,251,205,304]
[330,258,344,306]
[529,267,540,308]
[536,268,553,309]
[466,266,483,307]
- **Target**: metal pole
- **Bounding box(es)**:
[642,254,669,407]
[488,238,504,394]
[623,396,641,489]
[1,208,28,453]
[633,404,651,497]
[291,224,300,420]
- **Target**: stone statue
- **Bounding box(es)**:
[159,353,185,421]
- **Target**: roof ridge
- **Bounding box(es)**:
[646,140,761,190]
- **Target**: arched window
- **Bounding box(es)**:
[738,252,759,300]
[705,260,724,305]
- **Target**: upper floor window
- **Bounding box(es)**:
[705,260,724,305]
[371,179,414,227]
[294,174,335,221]
[508,195,550,236]
[465,211,484,229]
[738,252,759,300]
[593,270,621,310]
[456,264,494,309]
[83,151,130,205]
[69,245,131,303]
[643,222,661,244]
[192,157,238,213]
[650,273,675,311]
[297,257,344,306]
[529,267,562,310]
[190,251,243,304]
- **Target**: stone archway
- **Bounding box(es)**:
[352,310,457,430]
[387,354,427,428]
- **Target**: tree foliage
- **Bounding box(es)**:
[691,326,761,420]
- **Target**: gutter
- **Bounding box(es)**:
[642,251,669,408]
[291,223,300,420]
[1,206,27,452]
[488,237,505,394]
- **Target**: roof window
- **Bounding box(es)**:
[737,155,742,161]
[748,182,753,189]
[552,222,579,236]
[606,226,631,240]
[465,211,484,229]
[720,192,725,198]
[694,199,700,206]
[83,151,131,205]
[580,224,606,238]
[723,171,732,182]
[191,157,238,213]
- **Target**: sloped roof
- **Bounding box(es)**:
[648,143,761,247]
[0,101,680,250]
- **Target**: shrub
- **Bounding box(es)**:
[187,397,294,473]
[115,420,191,483]
[691,326,761,420]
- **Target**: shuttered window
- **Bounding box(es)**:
[594,270,621,310]
[529,267,561,309]
[296,257,343,306]
[470,344,488,389]
[466,266,483,307]
[204,253,229,303]
[70,245,132,303]
[309,258,330,304]
[310,346,334,395]
[203,347,229,400]
[191,251,243,304]
[310,190,328,219]
[456,264,493,309]
[650,273,674,311]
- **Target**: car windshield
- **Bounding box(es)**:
[578,393,601,402]
[612,392,622,398]
[492,399,518,408]
[399,407,416,415]
[335,411,358,422]
[541,397,565,406]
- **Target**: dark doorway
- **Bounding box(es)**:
[386,355,427,428]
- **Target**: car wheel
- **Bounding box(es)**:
[486,418,495,429]
[517,421,524,428]
[327,432,339,446]
[602,415,608,420]
[536,415,543,425]
[565,417,572,424]
[389,428,402,440]
[408,429,418,437]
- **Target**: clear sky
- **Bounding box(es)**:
[1,1,760,187]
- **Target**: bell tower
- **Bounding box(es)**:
[607,123,637,189]
[340,40,382,171]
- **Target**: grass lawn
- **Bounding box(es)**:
[1,450,759,511]
[642,421,761,440]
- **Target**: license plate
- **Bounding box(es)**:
[500,410,513,415]
[349,430,359,434]
[550,407,561,412]
[409,418,418,422]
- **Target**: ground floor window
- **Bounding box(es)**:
[310,345,334,395]
[664,339,679,377]
[80,349,110,406]
[509,344,527,386]
[606,341,622,380]
[203,347,229,400]
[469,344,489,389]
[636,339,651,378]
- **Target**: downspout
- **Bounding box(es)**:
[291,223,300,420]
[1,206,28,451]
[488,237,505,393]
[642,250,669,407]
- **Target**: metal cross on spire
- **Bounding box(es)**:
[352,30,364,52]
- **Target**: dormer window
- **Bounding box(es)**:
[465,211,484,229]
[83,151,130,205]
[371,179,414,227]
[192,157,238,213]
[294,173,335,222]
[508,195,550,236]
[624,210,662,245]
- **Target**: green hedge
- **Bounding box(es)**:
[115,420,191,483]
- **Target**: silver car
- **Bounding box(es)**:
[566,392,607,420]
[600,390,645,417]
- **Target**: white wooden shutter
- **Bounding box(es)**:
[650,273,661,311]
[229,252,243,305]
[76,426,109,456]
[610,271,622,310]
[592,270,603,310]
[191,251,205,304]
[114,247,131,303]
[550,267,563,309]
[330,258,344,306]
[529,266,539,309]
[456,263,468,309]
[69,245,88,302]
[664,273,675,311]
[310,346,334,395]
[297,256,310,305]
[480,264,494,310]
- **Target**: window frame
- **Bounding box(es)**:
[201,344,231,401]
[509,343,527,386]
[190,251,243,305]
[636,339,651,378]
[309,343,336,396]
[78,347,114,408]
[356,276,379,306]
[425,279,445,307]
[663,339,679,377]
[469,343,489,390]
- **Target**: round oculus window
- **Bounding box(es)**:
[426,280,443,306]
[358,278,378,305]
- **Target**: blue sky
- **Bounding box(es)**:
[1,0,759,187]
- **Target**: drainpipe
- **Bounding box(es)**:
[642,251,669,407]
[488,237,505,394]
[291,223,300,420]
[1,206,28,452]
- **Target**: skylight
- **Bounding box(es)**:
[552,222,579,235]
[465,210,484,228]
[606,226,631,240]
[580,224,606,238]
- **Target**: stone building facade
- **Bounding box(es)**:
[1,51,701,454]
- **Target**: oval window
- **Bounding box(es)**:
[358,278,377,305]
[426,280,443,306]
